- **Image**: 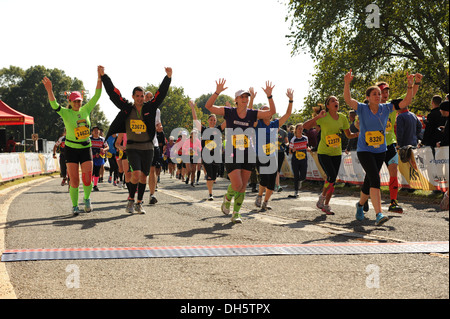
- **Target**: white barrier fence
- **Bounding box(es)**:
[0,153,59,182]
[1,147,448,192]
[281,146,449,192]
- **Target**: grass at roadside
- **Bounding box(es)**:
[0,173,59,192]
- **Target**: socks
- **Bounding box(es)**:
[196,170,201,182]
[69,186,79,207]
[128,182,138,200]
[83,183,92,200]
[137,183,146,202]
[233,192,245,213]
[93,176,99,186]
[389,177,398,201]
[225,184,236,201]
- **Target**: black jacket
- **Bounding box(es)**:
[102,73,171,143]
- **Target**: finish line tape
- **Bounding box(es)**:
[1,241,448,262]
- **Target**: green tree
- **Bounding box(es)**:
[145,84,193,137]
[0,65,109,142]
[286,0,449,111]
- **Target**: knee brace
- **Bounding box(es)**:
[82,171,92,187]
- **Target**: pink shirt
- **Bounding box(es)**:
[182,138,202,156]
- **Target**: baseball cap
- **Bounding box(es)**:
[235,90,250,98]
[69,91,83,101]
[377,83,390,91]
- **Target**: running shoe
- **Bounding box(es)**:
[93,185,99,192]
[288,192,299,198]
[61,178,67,186]
[355,202,365,221]
[108,176,112,183]
[261,201,272,211]
[208,194,214,201]
[221,195,231,215]
[277,186,283,192]
[375,213,389,226]
[321,205,335,215]
[125,199,134,214]
[72,206,81,216]
[134,202,146,214]
[388,200,403,213]
[255,195,262,208]
[149,195,158,205]
[84,198,92,213]
[316,194,325,210]
[231,212,243,223]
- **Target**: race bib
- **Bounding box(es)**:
[130,119,146,134]
[386,120,393,132]
[295,151,306,160]
[232,134,249,149]
[205,140,217,151]
[74,126,90,140]
[263,142,277,155]
[365,131,384,148]
[325,134,341,148]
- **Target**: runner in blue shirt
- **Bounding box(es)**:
[344,69,415,225]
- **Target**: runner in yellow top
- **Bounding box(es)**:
[303,96,358,215]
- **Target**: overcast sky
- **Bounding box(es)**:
[1,0,315,123]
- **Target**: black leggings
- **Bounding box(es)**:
[357,151,386,195]
[318,154,341,184]
[291,158,307,191]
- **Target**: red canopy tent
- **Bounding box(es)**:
[0,100,35,150]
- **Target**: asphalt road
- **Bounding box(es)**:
[0,172,448,303]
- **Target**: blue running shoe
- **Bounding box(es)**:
[375,213,389,226]
[84,198,92,213]
[355,202,365,221]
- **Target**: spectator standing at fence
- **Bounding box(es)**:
[5,136,18,152]
[345,110,359,153]
[53,129,68,186]
[436,100,449,148]
[345,69,415,226]
[396,106,422,148]
[303,96,358,215]
[423,96,445,154]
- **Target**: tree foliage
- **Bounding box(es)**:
[0,65,109,141]
[286,0,449,115]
